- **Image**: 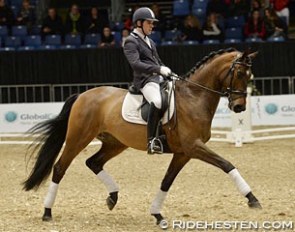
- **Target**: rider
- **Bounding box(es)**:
[123,7,172,154]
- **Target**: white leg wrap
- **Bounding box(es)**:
[97,170,119,193]
[228,169,251,196]
[44,182,59,208]
[150,190,168,215]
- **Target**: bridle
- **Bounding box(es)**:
[172,55,252,99]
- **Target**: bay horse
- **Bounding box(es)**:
[23,48,261,226]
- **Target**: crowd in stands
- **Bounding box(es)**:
[0,0,292,51]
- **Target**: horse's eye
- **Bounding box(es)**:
[237,70,243,78]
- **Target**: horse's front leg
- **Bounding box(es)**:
[184,139,261,209]
[151,153,190,226]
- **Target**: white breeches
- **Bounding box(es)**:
[140,82,162,109]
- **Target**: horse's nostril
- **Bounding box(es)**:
[233,104,245,113]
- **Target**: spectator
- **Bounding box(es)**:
[244,9,266,40]
[202,12,223,42]
[99,26,115,47]
[227,0,250,19]
[124,5,139,31]
[85,7,109,34]
[121,27,130,47]
[250,0,264,16]
[15,0,35,30]
[270,0,289,26]
[264,7,288,39]
[65,4,85,35]
[0,0,14,28]
[41,7,64,38]
[150,3,166,35]
[179,15,202,42]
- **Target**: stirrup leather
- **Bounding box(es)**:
[148,137,163,154]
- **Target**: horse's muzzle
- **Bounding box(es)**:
[232,104,246,113]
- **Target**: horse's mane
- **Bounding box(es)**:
[182,47,237,79]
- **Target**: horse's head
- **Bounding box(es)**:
[223,49,258,113]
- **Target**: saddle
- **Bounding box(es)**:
[122,81,175,125]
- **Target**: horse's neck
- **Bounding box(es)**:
[176,59,229,118]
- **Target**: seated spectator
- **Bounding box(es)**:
[250,0,264,16]
[123,5,139,31]
[0,0,14,28]
[270,0,289,26]
[227,0,250,19]
[99,26,115,48]
[15,0,35,30]
[244,9,266,40]
[179,15,202,42]
[202,12,224,42]
[121,27,130,47]
[41,7,64,38]
[65,4,85,35]
[264,7,288,39]
[150,3,166,35]
[85,7,109,34]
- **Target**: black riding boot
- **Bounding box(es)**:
[147,103,163,154]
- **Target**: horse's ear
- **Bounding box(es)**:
[248,51,258,60]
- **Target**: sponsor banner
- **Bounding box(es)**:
[0,103,63,133]
[1,95,295,133]
[211,95,295,127]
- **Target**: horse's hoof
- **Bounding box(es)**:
[152,214,167,229]
[42,208,52,221]
[42,215,52,222]
[248,201,262,209]
[106,192,118,211]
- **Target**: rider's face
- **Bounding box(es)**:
[142,20,154,35]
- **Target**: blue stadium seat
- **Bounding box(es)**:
[225,27,243,40]
[267,36,285,42]
[112,31,122,47]
[0,47,16,51]
[84,33,101,45]
[80,44,97,49]
[110,21,124,32]
[164,30,180,41]
[60,44,77,50]
[192,7,206,22]
[5,36,22,48]
[161,41,178,46]
[173,0,190,16]
[149,31,161,45]
[224,38,241,44]
[225,16,245,28]
[10,5,19,18]
[245,37,263,43]
[45,34,61,46]
[12,25,28,38]
[30,25,42,35]
[64,34,81,47]
[10,0,22,7]
[183,40,199,45]
[192,0,208,8]
[38,45,57,50]
[18,46,35,51]
[203,39,220,44]
[0,26,8,39]
[24,35,42,48]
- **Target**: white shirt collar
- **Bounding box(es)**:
[133,28,151,48]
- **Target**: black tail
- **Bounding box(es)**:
[23,94,79,191]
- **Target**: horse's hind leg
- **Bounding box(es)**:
[86,133,127,210]
[151,153,190,225]
[185,140,261,209]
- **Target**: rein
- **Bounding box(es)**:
[171,57,252,97]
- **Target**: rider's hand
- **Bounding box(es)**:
[160,66,172,77]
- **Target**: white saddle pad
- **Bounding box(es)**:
[122,82,175,125]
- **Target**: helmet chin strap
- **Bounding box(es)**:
[138,20,147,38]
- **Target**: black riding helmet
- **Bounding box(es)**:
[132,7,159,25]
